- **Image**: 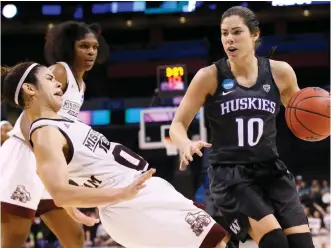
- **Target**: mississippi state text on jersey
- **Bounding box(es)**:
[205,57,281,164]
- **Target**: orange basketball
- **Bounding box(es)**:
[285,87,330,142]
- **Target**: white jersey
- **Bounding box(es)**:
[29,118,218,248]
[29,118,148,190]
[8,62,84,140]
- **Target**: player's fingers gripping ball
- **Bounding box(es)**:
[285,87,330,141]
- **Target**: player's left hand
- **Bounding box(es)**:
[64,207,100,226]
[179,140,212,171]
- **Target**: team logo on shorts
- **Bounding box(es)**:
[185,211,211,236]
[11,185,31,203]
[222,79,235,91]
[229,219,241,234]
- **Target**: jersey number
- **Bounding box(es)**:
[112,144,148,171]
[235,118,264,147]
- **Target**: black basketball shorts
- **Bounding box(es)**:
[208,159,308,242]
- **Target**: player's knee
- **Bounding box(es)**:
[286,232,315,248]
[71,227,85,247]
[258,229,288,248]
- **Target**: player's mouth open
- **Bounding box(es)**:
[228,47,238,52]
[54,91,63,96]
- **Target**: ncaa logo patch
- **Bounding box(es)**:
[222,79,235,90]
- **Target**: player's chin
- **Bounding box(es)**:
[84,63,95,71]
[52,101,62,112]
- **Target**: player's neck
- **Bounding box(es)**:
[71,67,85,84]
[228,53,257,77]
[26,106,59,124]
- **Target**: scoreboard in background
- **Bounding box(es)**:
[157,64,187,97]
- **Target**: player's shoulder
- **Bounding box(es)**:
[269,59,295,77]
[49,63,67,85]
[30,124,67,149]
[194,64,218,83]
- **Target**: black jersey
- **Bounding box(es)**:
[205,57,281,165]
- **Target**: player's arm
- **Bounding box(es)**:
[32,126,147,208]
[49,63,68,92]
[170,65,217,150]
[270,60,300,107]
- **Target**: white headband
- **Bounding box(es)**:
[0,120,9,128]
[14,63,39,105]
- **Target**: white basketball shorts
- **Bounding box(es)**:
[0,136,55,218]
[99,177,216,248]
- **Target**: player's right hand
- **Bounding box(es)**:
[122,168,156,201]
[64,207,100,226]
[179,140,212,171]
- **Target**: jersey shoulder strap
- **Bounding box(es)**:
[29,118,75,163]
[29,118,74,141]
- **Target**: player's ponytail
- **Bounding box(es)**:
[1,66,12,103]
[1,62,41,107]
[268,45,278,59]
[88,23,102,36]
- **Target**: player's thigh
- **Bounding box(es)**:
[1,210,33,248]
[208,165,277,242]
[248,214,282,244]
[265,160,308,230]
[41,208,85,248]
[99,177,218,248]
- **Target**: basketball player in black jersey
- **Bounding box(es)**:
[170,6,314,248]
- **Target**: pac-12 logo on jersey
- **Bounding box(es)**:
[222,79,235,91]
[83,129,111,153]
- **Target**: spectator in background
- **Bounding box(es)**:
[83,209,99,247]
[314,203,330,231]
[298,181,310,197]
[311,180,321,193]
[0,120,13,145]
[321,180,330,193]
[308,210,322,236]
[24,233,35,248]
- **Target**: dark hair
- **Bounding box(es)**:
[1,62,42,108]
[44,21,109,66]
[221,6,261,48]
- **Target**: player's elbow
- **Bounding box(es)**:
[48,186,71,207]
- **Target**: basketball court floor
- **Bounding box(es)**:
[239,236,329,248]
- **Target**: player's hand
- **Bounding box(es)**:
[179,140,212,171]
[121,168,156,201]
[64,207,100,226]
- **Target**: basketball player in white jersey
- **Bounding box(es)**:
[1,62,235,248]
[0,120,13,146]
[0,21,108,248]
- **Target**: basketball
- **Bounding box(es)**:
[285,87,330,141]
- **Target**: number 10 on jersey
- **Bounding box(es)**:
[236,118,264,147]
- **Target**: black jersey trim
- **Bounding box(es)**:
[30,118,74,130]
[265,58,280,97]
[29,125,74,164]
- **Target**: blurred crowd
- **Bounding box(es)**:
[296,177,330,236]
[23,178,330,248]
